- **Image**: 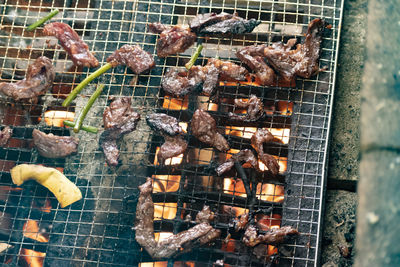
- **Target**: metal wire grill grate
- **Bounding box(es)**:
[0,0,343,266]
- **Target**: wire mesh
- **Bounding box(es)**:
[0,0,343,266]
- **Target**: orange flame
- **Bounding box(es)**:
[225,127,290,144]
[152,175,181,193]
[139,262,168,267]
[154,203,177,220]
[277,101,293,116]
[223,178,284,203]
[23,220,49,243]
[21,220,48,267]
[153,147,183,165]
[39,110,75,127]
[20,249,45,267]
[163,96,189,110]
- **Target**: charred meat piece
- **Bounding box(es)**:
[135,178,221,259]
[263,19,327,81]
[234,213,250,232]
[149,23,197,57]
[0,57,55,103]
[243,225,299,247]
[216,149,258,176]
[32,129,79,158]
[146,113,183,136]
[251,128,280,175]
[161,67,203,97]
[236,45,276,86]
[207,58,247,82]
[107,45,155,74]
[0,126,12,146]
[157,135,188,164]
[43,22,98,68]
[195,205,216,223]
[190,12,261,34]
[229,95,264,121]
[100,97,140,166]
[191,109,229,152]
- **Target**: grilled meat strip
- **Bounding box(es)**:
[43,22,99,68]
[32,129,79,158]
[162,59,247,97]
[135,178,221,259]
[0,56,55,103]
[146,113,183,136]
[100,97,140,166]
[149,23,197,57]
[190,12,261,34]
[191,109,229,152]
[216,149,258,176]
[107,45,155,74]
[251,129,280,175]
[243,225,299,247]
[263,19,327,81]
[0,126,12,146]
[229,95,264,122]
[236,45,276,86]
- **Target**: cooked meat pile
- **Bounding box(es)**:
[162,58,247,97]
[236,45,276,86]
[149,23,197,57]
[107,45,155,74]
[0,126,12,146]
[243,225,299,247]
[135,178,221,259]
[251,128,280,175]
[237,19,328,83]
[191,109,229,152]
[216,149,257,176]
[0,56,55,103]
[190,12,261,34]
[100,97,140,166]
[32,129,79,158]
[146,113,188,164]
[229,95,264,121]
[263,18,327,81]
[43,22,99,68]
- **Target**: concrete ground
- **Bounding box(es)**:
[321,0,366,266]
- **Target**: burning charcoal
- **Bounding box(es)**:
[236,45,276,86]
[32,129,79,159]
[0,56,55,103]
[43,22,99,68]
[148,23,197,57]
[146,113,183,136]
[161,67,203,97]
[243,225,299,247]
[157,135,187,164]
[107,45,155,74]
[216,149,258,176]
[191,109,229,152]
[229,95,264,122]
[263,19,328,81]
[135,178,221,259]
[0,126,12,146]
[190,12,261,34]
[251,129,280,175]
[100,97,140,166]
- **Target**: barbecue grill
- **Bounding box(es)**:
[0,0,343,266]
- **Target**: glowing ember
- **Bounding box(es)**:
[179,122,188,133]
[40,110,75,127]
[223,178,284,203]
[191,148,214,164]
[23,220,49,242]
[154,203,177,220]
[162,96,188,110]
[258,156,287,173]
[197,96,218,111]
[20,249,45,267]
[152,175,181,193]
[277,101,293,115]
[225,127,290,144]
[154,147,183,165]
[154,232,173,242]
[139,262,168,267]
